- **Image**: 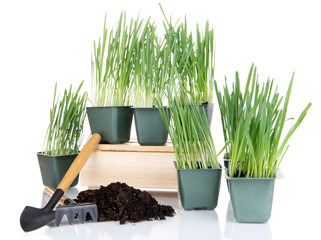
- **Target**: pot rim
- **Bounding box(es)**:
[174,161,222,171]
[132,106,169,109]
[225,170,284,180]
[37,151,79,157]
[87,106,133,109]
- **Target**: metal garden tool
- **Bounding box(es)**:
[20,133,101,232]
[44,186,97,226]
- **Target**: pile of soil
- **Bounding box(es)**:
[76,182,175,224]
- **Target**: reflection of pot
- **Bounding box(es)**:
[37,152,79,188]
[227,173,275,223]
[133,107,170,146]
[87,106,133,144]
[224,201,272,240]
[175,162,222,210]
[179,210,221,240]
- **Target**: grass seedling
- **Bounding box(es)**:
[157,86,220,170]
[132,20,171,107]
[160,4,215,104]
[216,64,312,178]
[91,13,143,106]
[43,81,87,156]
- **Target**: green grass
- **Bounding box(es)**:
[156,86,220,170]
[215,64,312,178]
[91,13,143,106]
[43,81,87,156]
[160,4,215,105]
[132,20,171,107]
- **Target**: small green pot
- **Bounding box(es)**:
[227,174,275,223]
[175,162,222,210]
[223,158,230,169]
[200,103,214,126]
[37,152,79,188]
[87,106,133,144]
[133,107,170,146]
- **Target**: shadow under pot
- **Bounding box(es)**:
[227,174,275,223]
[175,162,222,210]
[133,107,170,146]
[37,152,79,188]
[86,106,133,144]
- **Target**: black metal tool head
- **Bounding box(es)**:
[20,206,55,232]
[55,203,98,226]
[20,189,64,232]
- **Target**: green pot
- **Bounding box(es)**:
[133,107,170,146]
[224,159,230,169]
[87,106,133,144]
[175,162,222,210]
[37,152,79,188]
[227,174,275,223]
[200,103,214,126]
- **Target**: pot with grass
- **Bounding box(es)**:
[87,13,142,144]
[38,82,87,188]
[157,90,222,210]
[216,65,312,223]
[131,21,171,146]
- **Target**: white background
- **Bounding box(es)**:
[0,0,320,239]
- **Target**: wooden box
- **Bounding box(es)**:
[80,141,178,190]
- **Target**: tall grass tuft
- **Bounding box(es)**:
[91,13,143,106]
[43,81,87,156]
[215,64,312,178]
[132,20,171,107]
[160,4,215,104]
[157,86,220,170]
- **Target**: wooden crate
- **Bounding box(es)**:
[80,141,177,190]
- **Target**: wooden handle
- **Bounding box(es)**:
[45,186,71,205]
[57,133,101,192]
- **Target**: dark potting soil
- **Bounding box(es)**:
[76,182,175,224]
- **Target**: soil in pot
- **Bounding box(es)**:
[76,182,175,224]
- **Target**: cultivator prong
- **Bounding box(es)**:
[55,203,98,226]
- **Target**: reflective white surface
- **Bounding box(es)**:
[5,170,320,240]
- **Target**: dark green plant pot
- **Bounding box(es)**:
[200,103,214,126]
[87,106,133,144]
[37,152,79,188]
[175,162,222,210]
[224,158,230,169]
[133,107,170,146]
[227,175,275,223]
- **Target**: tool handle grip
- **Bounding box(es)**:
[45,186,73,205]
[57,133,101,192]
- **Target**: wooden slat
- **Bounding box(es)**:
[81,150,177,190]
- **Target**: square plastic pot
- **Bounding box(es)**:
[175,162,222,210]
[227,174,275,223]
[133,107,170,146]
[200,103,214,127]
[87,106,133,144]
[37,152,79,188]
